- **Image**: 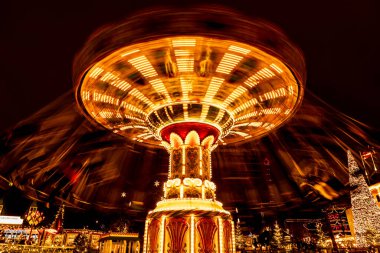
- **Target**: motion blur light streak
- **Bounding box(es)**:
[0,93,377,214]
[0,5,379,235]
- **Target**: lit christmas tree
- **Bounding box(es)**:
[283,228,292,251]
[74,233,89,253]
[270,221,283,249]
[348,150,380,247]
[235,221,246,250]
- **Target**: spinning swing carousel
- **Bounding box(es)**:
[73,8,305,253]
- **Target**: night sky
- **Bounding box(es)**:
[0,0,379,231]
[1,0,379,131]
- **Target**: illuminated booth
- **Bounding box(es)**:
[99,232,139,253]
[73,8,305,253]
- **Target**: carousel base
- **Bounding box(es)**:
[143,199,235,253]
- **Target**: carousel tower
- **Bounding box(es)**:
[73,8,305,253]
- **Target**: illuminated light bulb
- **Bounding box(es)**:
[182,146,186,175]
[261,87,287,102]
[219,218,224,253]
[128,55,158,78]
[183,104,189,120]
[180,77,192,100]
[100,71,132,91]
[236,111,258,121]
[92,92,119,105]
[174,49,192,57]
[154,111,165,124]
[199,146,203,175]
[89,67,104,78]
[259,68,275,78]
[172,39,196,47]
[176,58,194,72]
[216,53,243,74]
[137,132,153,139]
[223,86,247,107]
[261,108,281,115]
[249,122,263,127]
[262,122,275,129]
[164,107,174,122]
[133,125,150,130]
[120,101,147,117]
[204,77,224,102]
[244,75,259,88]
[230,131,250,137]
[120,126,134,130]
[160,216,166,253]
[214,110,226,124]
[142,219,149,253]
[172,43,196,72]
[190,215,195,253]
[82,91,91,100]
[288,85,294,96]
[221,118,234,129]
[244,67,275,88]
[180,185,184,198]
[270,63,283,73]
[129,88,155,109]
[100,72,114,81]
[200,104,210,121]
[232,98,259,115]
[113,80,130,91]
[228,45,250,55]
[99,110,114,119]
[231,123,249,128]
[149,79,172,102]
[231,220,236,253]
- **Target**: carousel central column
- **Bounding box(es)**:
[143,123,235,253]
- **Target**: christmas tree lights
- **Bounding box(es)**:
[235,221,245,250]
[270,222,283,249]
[348,150,380,247]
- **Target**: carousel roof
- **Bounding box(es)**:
[74,9,305,146]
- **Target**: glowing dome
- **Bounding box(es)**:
[74,9,305,146]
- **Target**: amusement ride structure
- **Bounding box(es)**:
[73,8,305,253]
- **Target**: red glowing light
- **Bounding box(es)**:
[160,122,220,143]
